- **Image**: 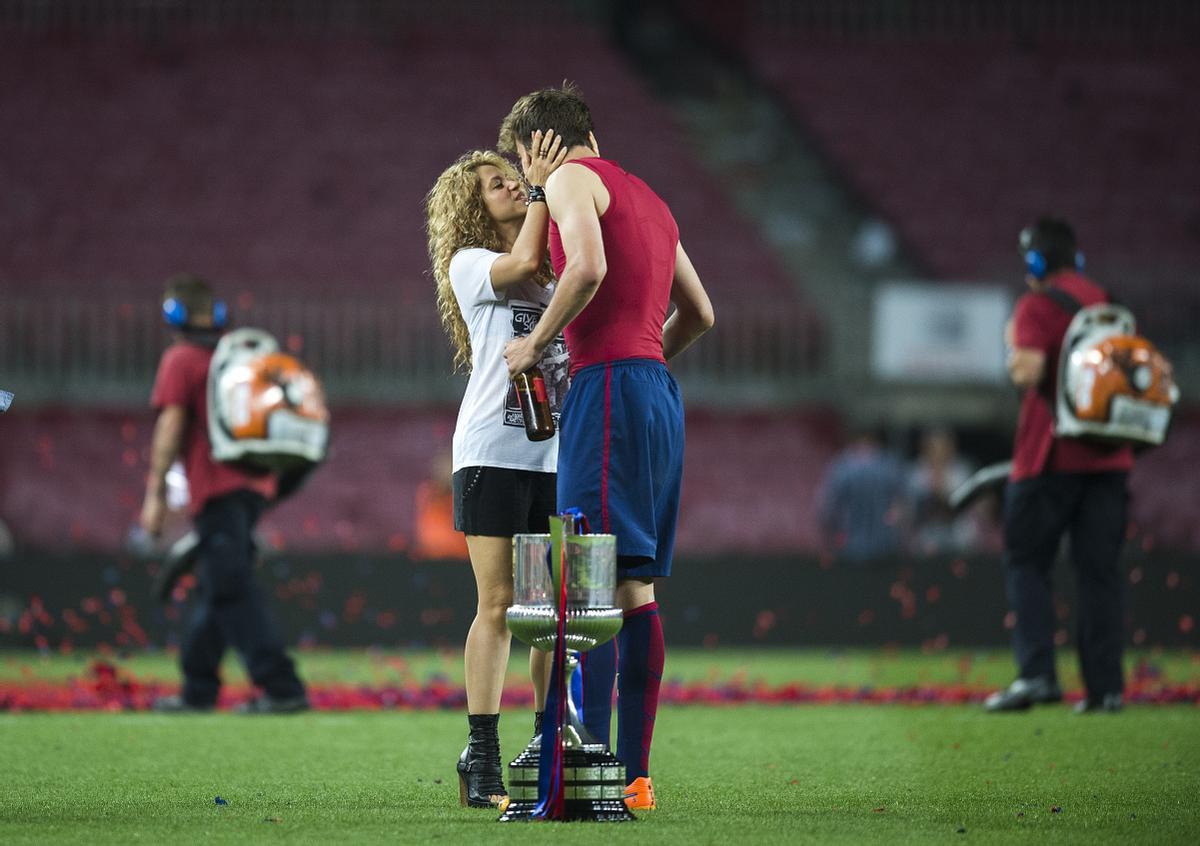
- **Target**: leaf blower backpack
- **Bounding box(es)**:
[1045,289,1179,447]
[207,328,330,473]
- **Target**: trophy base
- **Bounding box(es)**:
[498,798,635,823]
[498,746,635,823]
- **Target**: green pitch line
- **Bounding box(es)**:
[1,704,1197,845]
[3,647,1198,690]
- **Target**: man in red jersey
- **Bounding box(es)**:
[985,218,1133,714]
[141,273,307,714]
[500,84,715,810]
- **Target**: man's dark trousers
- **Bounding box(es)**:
[1003,470,1128,698]
[181,489,304,706]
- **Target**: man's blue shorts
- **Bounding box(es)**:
[556,358,684,579]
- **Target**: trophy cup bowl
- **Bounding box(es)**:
[506,533,624,653]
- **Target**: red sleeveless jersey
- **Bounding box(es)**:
[549,158,679,376]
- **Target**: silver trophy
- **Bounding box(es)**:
[506,530,624,652]
[499,515,634,822]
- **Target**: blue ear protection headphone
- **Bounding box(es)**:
[163,296,228,329]
[1020,227,1085,281]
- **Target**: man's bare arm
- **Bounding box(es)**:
[662,242,715,361]
[146,405,186,495]
[527,164,607,349]
[505,163,607,376]
[140,404,186,535]
[1007,347,1046,390]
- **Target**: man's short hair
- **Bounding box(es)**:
[498,82,594,155]
[164,272,216,322]
[1020,217,1078,276]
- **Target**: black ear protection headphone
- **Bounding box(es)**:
[1019,226,1085,281]
[162,296,227,329]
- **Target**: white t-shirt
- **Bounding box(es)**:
[450,248,569,474]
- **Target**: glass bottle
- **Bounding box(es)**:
[513,366,555,442]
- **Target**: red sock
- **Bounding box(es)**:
[617,601,664,781]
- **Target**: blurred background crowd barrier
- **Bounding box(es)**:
[4,550,1196,651]
[1,0,1197,651]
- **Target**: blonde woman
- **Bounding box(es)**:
[425,131,569,807]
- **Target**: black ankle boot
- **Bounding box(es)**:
[457,713,505,807]
[527,710,544,752]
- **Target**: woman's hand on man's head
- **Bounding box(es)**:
[520,129,568,187]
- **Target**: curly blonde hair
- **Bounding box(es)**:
[425,150,552,372]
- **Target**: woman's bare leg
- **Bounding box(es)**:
[464,535,514,714]
[530,646,551,712]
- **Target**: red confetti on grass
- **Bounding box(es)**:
[1,660,1198,712]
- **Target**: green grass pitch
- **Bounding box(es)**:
[1,648,1197,845]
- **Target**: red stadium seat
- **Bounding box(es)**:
[0,29,804,308]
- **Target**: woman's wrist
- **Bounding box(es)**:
[525,185,546,206]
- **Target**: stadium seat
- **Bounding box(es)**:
[0,28,803,306]
[748,37,1200,336]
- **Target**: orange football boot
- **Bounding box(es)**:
[624,776,657,810]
